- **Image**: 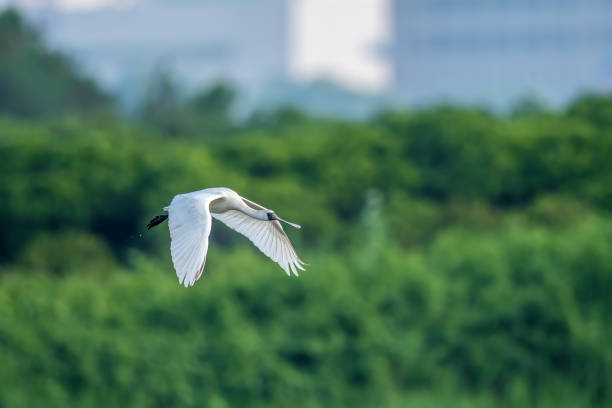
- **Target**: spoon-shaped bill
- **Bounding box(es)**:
[272,214,301,229]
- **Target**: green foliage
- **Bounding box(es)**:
[1,221,611,407]
[567,93,612,129]
[6,92,611,259]
[2,89,612,407]
[17,230,117,275]
[376,106,612,207]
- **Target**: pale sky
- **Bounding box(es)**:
[0,0,107,10]
[0,0,134,11]
[290,0,390,92]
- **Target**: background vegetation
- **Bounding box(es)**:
[1,8,611,407]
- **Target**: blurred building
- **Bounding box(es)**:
[391,0,612,108]
[290,0,390,93]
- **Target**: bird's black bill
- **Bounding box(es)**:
[147,214,168,230]
[271,214,301,229]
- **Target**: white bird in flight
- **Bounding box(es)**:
[147,187,306,287]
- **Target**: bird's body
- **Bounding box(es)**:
[148,187,306,287]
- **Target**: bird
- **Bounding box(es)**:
[147,187,306,287]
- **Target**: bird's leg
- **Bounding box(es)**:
[147,214,168,230]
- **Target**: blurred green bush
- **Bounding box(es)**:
[2,93,612,260]
[0,221,610,407]
[2,89,612,408]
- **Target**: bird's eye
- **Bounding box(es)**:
[266,212,275,220]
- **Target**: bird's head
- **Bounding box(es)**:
[264,210,301,229]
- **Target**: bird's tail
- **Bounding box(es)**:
[147,214,168,230]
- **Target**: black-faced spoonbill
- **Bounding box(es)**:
[147,187,306,287]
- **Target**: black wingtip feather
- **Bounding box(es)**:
[147,214,168,230]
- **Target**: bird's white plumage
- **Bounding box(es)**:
[212,209,305,277]
[167,191,222,287]
[164,187,305,287]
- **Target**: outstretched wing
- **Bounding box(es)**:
[212,198,306,276]
[167,192,222,287]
